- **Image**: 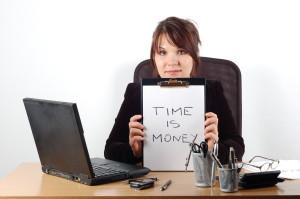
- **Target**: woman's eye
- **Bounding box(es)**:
[158,51,166,56]
[178,50,186,55]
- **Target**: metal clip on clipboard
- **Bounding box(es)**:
[158,79,189,87]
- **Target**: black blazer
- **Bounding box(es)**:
[104,80,245,164]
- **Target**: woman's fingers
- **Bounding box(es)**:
[204,132,218,141]
[204,112,218,126]
[130,135,144,147]
[204,123,217,135]
[204,112,218,136]
[129,128,144,138]
[204,117,218,126]
[129,121,144,130]
[130,135,144,143]
[130,115,142,122]
[205,132,218,149]
[204,112,219,149]
[129,115,144,158]
[205,112,217,118]
[130,134,143,158]
[129,115,144,130]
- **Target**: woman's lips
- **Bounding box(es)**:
[165,70,181,75]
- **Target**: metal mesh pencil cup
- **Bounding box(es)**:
[192,151,213,187]
[218,166,239,192]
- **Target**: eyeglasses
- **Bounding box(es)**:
[241,156,280,172]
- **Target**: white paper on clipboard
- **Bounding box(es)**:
[142,78,205,171]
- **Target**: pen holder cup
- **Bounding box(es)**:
[192,151,214,187]
[218,166,239,192]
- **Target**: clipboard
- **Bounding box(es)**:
[142,78,206,171]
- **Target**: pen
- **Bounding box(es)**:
[210,152,223,169]
[235,157,238,172]
[185,144,193,172]
[227,147,235,191]
[228,147,236,169]
[160,179,171,191]
[211,141,218,187]
[185,137,197,172]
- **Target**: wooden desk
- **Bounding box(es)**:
[0,163,299,198]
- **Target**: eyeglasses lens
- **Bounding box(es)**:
[271,160,279,169]
[261,163,270,172]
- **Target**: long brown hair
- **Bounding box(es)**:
[150,17,201,78]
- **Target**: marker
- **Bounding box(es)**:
[160,179,171,191]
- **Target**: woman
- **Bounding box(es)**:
[104,17,245,164]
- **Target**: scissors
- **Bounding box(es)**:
[192,141,208,158]
[185,139,209,172]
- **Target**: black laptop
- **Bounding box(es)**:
[23,98,150,185]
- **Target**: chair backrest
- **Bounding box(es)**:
[133,57,242,136]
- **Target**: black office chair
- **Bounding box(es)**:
[133,57,242,136]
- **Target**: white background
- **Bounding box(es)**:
[1,0,300,179]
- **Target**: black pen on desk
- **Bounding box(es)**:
[160,180,171,191]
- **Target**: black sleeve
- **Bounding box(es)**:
[206,81,245,164]
[104,83,142,164]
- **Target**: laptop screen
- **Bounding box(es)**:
[23,98,94,178]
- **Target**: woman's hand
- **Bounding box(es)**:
[204,112,219,149]
[129,115,144,158]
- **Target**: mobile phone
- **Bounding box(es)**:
[130,180,155,190]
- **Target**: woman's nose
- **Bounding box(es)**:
[166,53,179,66]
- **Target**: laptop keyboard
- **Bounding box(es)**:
[92,164,126,177]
